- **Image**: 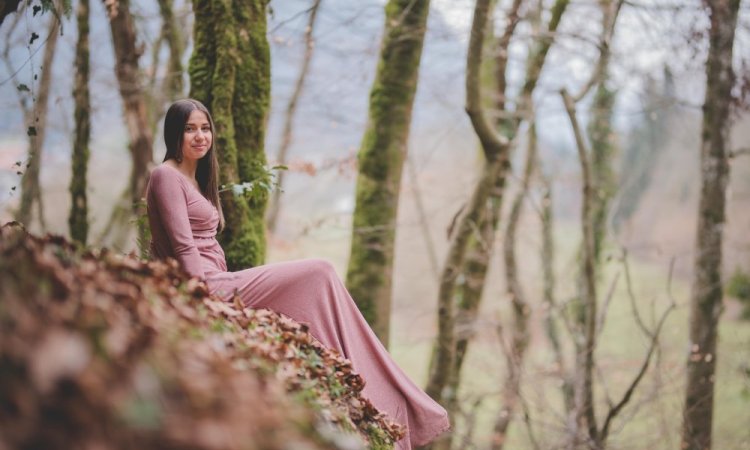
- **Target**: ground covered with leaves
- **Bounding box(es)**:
[0,223,405,449]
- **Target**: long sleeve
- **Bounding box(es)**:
[148,168,206,280]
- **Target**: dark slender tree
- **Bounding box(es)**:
[682,1,740,448]
[69,0,90,245]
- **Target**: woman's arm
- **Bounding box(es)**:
[148,167,205,280]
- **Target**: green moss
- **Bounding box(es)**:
[365,424,395,450]
[345,0,430,344]
[68,0,91,246]
[587,80,617,263]
[727,269,750,319]
[189,0,269,270]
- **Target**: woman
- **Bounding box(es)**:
[146,99,449,449]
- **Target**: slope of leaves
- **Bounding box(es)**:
[0,222,405,449]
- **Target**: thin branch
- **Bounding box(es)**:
[595,271,620,338]
[599,301,675,441]
[570,0,625,102]
[407,155,440,282]
[729,147,750,158]
[267,0,322,232]
[622,249,652,337]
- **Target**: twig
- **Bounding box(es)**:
[729,148,750,158]
[622,249,652,337]
[596,271,621,338]
[599,301,675,442]
[407,155,440,282]
[519,393,542,450]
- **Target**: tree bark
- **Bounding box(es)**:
[426,0,568,414]
[100,0,154,250]
[157,0,184,99]
[491,121,537,450]
[266,0,322,233]
[562,87,599,447]
[69,0,91,245]
[345,0,431,347]
[15,10,60,230]
[189,0,270,270]
[538,169,573,411]
[682,1,740,449]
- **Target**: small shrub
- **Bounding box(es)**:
[726,268,750,320]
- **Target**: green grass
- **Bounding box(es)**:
[389,221,750,449]
[269,218,750,449]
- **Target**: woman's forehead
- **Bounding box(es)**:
[186,109,210,124]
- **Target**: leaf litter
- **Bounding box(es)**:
[0,222,405,449]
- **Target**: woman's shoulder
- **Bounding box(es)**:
[149,163,188,192]
[151,163,185,181]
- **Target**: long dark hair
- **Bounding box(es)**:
[163,99,225,230]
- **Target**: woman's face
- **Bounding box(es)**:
[181,109,212,162]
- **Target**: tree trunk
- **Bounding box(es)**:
[426,0,568,413]
[539,169,573,411]
[266,0,322,233]
[682,1,740,449]
[157,0,184,99]
[69,0,91,245]
[345,0,431,346]
[491,121,537,450]
[562,88,599,447]
[15,10,60,230]
[189,0,270,270]
[588,80,616,263]
[100,0,154,250]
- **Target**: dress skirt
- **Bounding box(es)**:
[206,259,450,449]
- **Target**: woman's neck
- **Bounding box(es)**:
[171,158,198,180]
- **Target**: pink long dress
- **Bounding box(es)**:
[146,164,449,449]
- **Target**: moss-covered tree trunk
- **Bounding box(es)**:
[425,0,568,418]
[682,1,740,448]
[68,0,90,245]
[189,0,270,270]
[345,0,431,346]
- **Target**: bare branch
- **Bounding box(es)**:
[267,0,322,232]
[729,147,750,158]
[570,0,625,102]
[595,271,621,338]
[561,85,598,443]
[622,249,652,337]
[600,301,675,441]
